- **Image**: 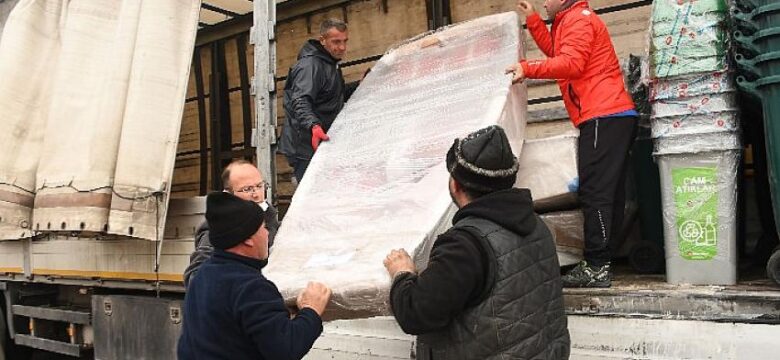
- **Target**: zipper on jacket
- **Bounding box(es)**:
[594,118,599,149]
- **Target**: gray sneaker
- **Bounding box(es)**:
[562,261,612,288]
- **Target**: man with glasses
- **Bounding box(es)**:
[183,160,281,288]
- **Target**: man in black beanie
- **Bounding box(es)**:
[384,125,570,359]
[183,160,281,289]
[178,192,331,360]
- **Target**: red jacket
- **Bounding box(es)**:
[521,1,635,127]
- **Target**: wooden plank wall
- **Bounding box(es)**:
[172,0,652,212]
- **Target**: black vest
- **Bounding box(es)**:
[417,216,570,360]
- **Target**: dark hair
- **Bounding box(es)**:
[462,186,489,201]
[320,18,347,36]
[221,160,253,190]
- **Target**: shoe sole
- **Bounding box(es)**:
[562,281,611,288]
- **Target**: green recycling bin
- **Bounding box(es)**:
[654,132,742,285]
[738,75,780,252]
[734,27,780,54]
[739,0,779,13]
[631,131,666,273]
[735,51,780,77]
[733,2,780,30]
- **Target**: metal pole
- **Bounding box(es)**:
[252,0,278,203]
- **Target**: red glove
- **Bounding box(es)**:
[311,124,330,151]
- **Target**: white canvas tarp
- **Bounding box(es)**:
[264,12,527,316]
[0,0,200,241]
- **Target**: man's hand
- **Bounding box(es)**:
[383,249,416,279]
[296,282,332,316]
[505,63,526,83]
[311,124,330,151]
[517,1,536,16]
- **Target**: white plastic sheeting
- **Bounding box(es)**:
[0,0,200,241]
[265,12,527,316]
[540,210,584,267]
[516,133,579,212]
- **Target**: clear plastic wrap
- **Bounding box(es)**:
[645,0,742,286]
[649,71,734,101]
[264,12,526,317]
[654,131,741,155]
[656,149,740,285]
[649,0,730,78]
[650,0,729,22]
[651,92,737,118]
[539,210,584,267]
[651,110,739,138]
[516,133,579,213]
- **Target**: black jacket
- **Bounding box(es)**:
[390,188,570,359]
[177,250,322,360]
[280,39,347,161]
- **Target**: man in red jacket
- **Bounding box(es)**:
[506,0,637,287]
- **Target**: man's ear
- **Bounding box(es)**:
[450,177,462,193]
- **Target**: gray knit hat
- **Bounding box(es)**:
[446,125,519,193]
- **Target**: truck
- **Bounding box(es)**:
[0,0,779,359]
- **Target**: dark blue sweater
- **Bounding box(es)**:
[177,250,322,360]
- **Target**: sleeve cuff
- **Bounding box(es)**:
[298,307,322,322]
[391,270,416,289]
[520,61,530,77]
[527,12,543,24]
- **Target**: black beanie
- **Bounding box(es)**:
[206,192,265,250]
[446,125,519,193]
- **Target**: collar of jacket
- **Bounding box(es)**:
[213,249,268,271]
[307,39,341,64]
[553,1,590,27]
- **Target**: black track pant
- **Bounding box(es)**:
[577,115,638,267]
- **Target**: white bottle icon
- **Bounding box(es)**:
[703,215,717,246]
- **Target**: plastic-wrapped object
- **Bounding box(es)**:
[649,71,734,101]
[652,13,726,38]
[655,149,741,285]
[651,91,737,118]
[654,131,741,154]
[651,0,729,23]
[651,53,729,79]
[516,133,579,213]
[651,110,739,138]
[649,0,730,77]
[540,210,584,267]
[264,12,527,317]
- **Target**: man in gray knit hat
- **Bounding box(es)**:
[383,125,570,360]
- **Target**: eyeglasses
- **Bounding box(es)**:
[230,182,269,196]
